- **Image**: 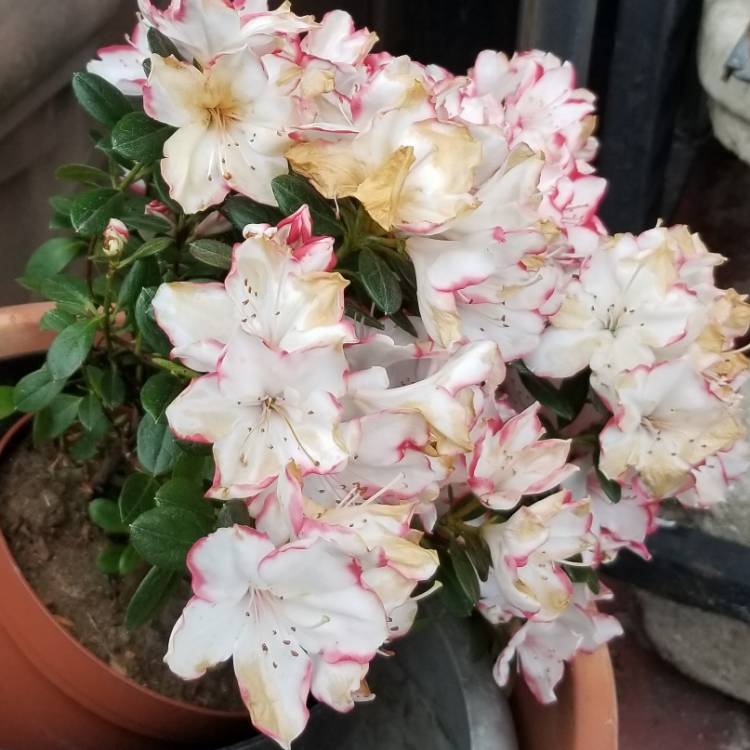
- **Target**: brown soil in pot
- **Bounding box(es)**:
[0,438,243,712]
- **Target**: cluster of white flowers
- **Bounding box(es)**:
[90,2,750,746]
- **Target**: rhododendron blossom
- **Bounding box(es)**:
[49,4,749,746]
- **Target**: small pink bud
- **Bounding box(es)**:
[102,218,129,258]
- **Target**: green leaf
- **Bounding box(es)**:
[130,506,211,571]
[388,309,418,338]
[271,174,343,238]
[118,544,142,575]
[70,188,124,237]
[557,368,591,428]
[13,366,67,413]
[69,431,100,461]
[135,287,171,354]
[156,477,215,524]
[217,499,252,528]
[89,498,129,533]
[449,539,480,603]
[137,414,180,475]
[97,543,127,575]
[118,472,159,524]
[33,394,82,443]
[102,370,126,408]
[0,386,15,419]
[78,393,109,435]
[147,26,183,60]
[463,532,492,582]
[125,566,180,630]
[55,163,111,186]
[188,238,233,270]
[596,465,622,503]
[438,551,475,618]
[71,71,132,126]
[358,248,402,314]
[23,238,85,287]
[119,236,174,268]
[47,319,98,380]
[514,362,576,422]
[39,307,76,333]
[111,112,174,164]
[173,451,212,483]
[40,275,94,314]
[153,166,180,213]
[141,372,183,422]
[221,195,282,232]
[118,257,160,319]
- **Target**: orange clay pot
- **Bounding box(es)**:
[0,303,619,750]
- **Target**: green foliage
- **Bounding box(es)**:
[111,113,174,164]
[221,194,282,230]
[71,72,132,126]
[136,414,181,475]
[271,173,343,238]
[47,319,98,380]
[20,238,86,290]
[32,394,82,444]
[13,366,67,413]
[89,498,129,534]
[70,188,124,236]
[141,372,183,422]
[125,566,180,630]
[0,386,15,419]
[55,163,111,187]
[188,238,233,270]
[358,248,402,314]
[118,472,159,525]
[130,505,212,571]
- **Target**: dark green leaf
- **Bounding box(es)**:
[33,394,82,443]
[135,287,171,354]
[217,499,253,528]
[388,310,418,337]
[0,386,15,419]
[78,393,109,435]
[147,26,183,59]
[125,566,180,630]
[595,465,622,503]
[70,188,124,237]
[118,472,159,524]
[97,543,127,575]
[89,498,129,533]
[438,550,475,618]
[55,163,111,186]
[23,238,85,287]
[557,368,591,428]
[271,173,343,238]
[449,539,480,603]
[514,362,576,422]
[153,166,180,213]
[173,451,212,483]
[358,248,402,314]
[137,414,180,475]
[564,564,600,594]
[111,112,174,164]
[13,366,66,413]
[463,533,492,582]
[97,368,126,409]
[188,238,233,269]
[118,544,142,575]
[40,275,94,314]
[119,236,173,267]
[150,357,199,380]
[40,307,75,333]
[156,477,214,522]
[49,195,72,216]
[71,72,132,126]
[47,319,98,380]
[118,257,160,319]
[141,372,183,422]
[221,194,282,231]
[69,431,100,461]
[344,301,384,330]
[130,505,211,571]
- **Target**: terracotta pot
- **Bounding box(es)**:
[0,303,619,750]
[0,415,250,750]
[512,646,618,750]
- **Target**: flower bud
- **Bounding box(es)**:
[102,218,129,258]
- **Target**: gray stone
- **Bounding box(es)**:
[638,590,750,706]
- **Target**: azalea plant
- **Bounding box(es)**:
[2,0,748,747]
